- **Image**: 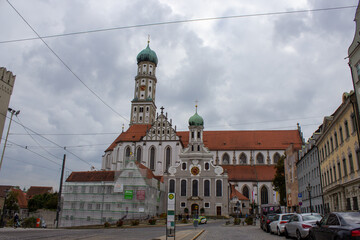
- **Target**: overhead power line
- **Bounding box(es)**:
[5,156,60,172]
[4,139,72,171]
[6,0,129,123]
[0,5,356,44]
[1,112,96,169]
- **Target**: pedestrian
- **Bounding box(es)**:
[13,213,19,228]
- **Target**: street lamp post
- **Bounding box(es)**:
[306,183,312,213]
[0,108,20,173]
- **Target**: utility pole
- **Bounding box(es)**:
[0,108,20,173]
[56,154,66,228]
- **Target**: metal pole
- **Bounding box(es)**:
[308,184,312,213]
[0,109,18,173]
[56,154,66,228]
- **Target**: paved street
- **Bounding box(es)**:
[0,219,285,240]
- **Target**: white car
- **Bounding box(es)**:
[269,213,294,236]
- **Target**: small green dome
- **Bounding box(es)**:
[137,43,158,66]
[189,112,204,126]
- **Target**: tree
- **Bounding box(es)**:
[5,191,19,212]
[28,193,58,212]
[272,155,286,206]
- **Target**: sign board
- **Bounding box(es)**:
[139,207,145,212]
[299,202,302,206]
[113,183,123,193]
[298,193,302,198]
[124,190,133,200]
[167,193,176,237]
[137,190,145,200]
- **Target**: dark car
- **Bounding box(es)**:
[262,214,278,232]
[309,212,360,240]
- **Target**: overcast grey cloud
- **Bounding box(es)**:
[0,0,357,190]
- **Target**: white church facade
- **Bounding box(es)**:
[101,42,304,217]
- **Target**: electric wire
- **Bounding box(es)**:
[1,112,97,169]
[5,156,60,172]
[15,115,63,161]
[6,0,129,123]
[4,139,72,171]
[0,5,356,44]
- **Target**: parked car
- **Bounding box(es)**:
[309,212,360,240]
[270,213,294,236]
[262,214,278,232]
[284,213,322,240]
[260,204,281,230]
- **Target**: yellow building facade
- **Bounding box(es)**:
[317,92,360,212]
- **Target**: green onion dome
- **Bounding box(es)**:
[136,43,158,66]
[189,111,204,126]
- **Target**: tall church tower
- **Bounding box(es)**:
[130,41,158,125]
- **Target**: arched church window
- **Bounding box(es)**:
[216,180,222,197]
[169,179,175,193]
[146,107,149,112]
[191,131,194,139]
[165,147,171,172]
[273,153,281,164]
[125,147,131,158]
[256,153,264,164]
[134,107,137,112]
[139,107,144,112]
[197,131,200,139]
[204,180,210,196]
[136,147,142,163]
[242,185,249,199]
[192,180,198,197]
[197,145,200,151]
[239,153,247,164]
[205,162,209,170]
[182,162,186,170]
[181,180,186,196]
[150,147,155,170]
[261,186,268,204]
[222,153,230,165]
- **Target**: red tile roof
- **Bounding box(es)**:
[230,185,249,201]
[136,162,164,183]
[66,171,116,182]
[106,126,302,152]
[26,186,53,199]
[177,130,302,150]
[223,165,277,181]
[105,124,151,152]
[11,189,28,209]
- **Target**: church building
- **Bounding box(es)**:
[102,41,303,216]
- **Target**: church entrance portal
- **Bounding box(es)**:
[191,204,199,217]
[216,206,222,216]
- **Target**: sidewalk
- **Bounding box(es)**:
[153,229,205,240]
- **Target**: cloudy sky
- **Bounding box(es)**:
[0,0,358,190]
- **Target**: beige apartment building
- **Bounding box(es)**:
[317,92,360,212]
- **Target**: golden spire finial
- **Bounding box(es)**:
[195,100,198,113]
[148,34,150,45]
